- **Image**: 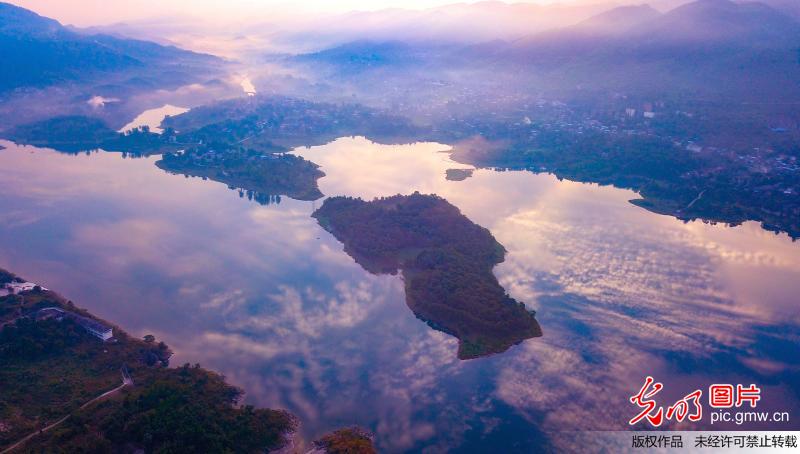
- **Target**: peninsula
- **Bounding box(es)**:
[156,143,325,202]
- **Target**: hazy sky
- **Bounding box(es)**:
[10,0,600,26]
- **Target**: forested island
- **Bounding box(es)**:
[312,427,377,454]
[0,269,374,453]
[445,168,474,181]
[313,193,542,359]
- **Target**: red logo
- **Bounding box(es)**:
[709,384,734,408]
[708,383,761,408]
[666,390,702,422]
[736,384,761,408]
[629,376,665,426]
[629,376,703,427]
[630,377,764,426]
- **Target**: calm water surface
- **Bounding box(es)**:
[118,104,189,133]
[0,137,798,451]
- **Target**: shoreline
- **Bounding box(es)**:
[0,267,374,453]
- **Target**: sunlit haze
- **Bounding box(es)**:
[1,0,798,450]
[11,0,618,26]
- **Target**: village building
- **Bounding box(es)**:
[36,307,114,341]
[1,281,47,295]
[687,143,703,153]
[76,315,114,341]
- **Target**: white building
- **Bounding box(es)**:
[71,313,113,341]
[80,320,114,341]
[2,281,47,295]
[36,307,114,341]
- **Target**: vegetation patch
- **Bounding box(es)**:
[0,269,296,453]
[313,192,542,359]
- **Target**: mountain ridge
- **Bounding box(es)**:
[0,2,222,93]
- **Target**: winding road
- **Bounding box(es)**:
[1,368,132,453]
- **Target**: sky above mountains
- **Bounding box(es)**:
[9,0,670,26]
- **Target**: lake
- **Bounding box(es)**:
[119,104,190,134]
[0,137,798,451]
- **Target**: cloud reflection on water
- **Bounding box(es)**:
[0,137,798,451]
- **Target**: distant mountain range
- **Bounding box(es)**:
[259,0,800,51]
[753,0,800,20]
[299,0,800,99]
[3,0,799,103]
[504,0,800,59]
[0,2,221,93]
[504,0,800,97]
[274,0,624,49]
[571,4,662,36]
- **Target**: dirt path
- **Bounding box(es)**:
[685,189,706,209]
[1,371,132,453]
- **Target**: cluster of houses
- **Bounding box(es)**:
[2,280,113,341]
[36,307,114,341]
[625,107,657,119]
[0,281,47,297]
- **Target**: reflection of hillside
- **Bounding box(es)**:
[13,92,799,240]
[313,192,542,359]
[156,144,325,202]
[448,131,800,240]
[164,94,800,240]
[5,116,179,155]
